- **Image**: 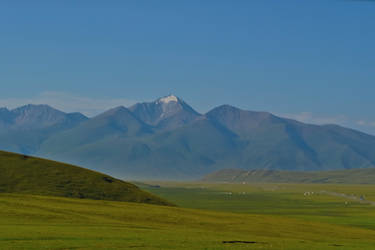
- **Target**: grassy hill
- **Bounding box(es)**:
[0,151,171,205]
[202,168,375,184]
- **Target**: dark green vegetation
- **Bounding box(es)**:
[0,151,170,205]
[1,96,375,179]
[1,183,375,249]
[203,168,375,184]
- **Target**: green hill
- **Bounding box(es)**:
[0,151,171,205]
[202,168,375,184]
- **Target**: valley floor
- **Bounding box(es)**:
[1,182,375,249]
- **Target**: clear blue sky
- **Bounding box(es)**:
[1,0,375,134]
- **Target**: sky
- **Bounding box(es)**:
[0,0,375,134]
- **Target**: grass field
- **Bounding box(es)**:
[141,182,375,230]
[1,192,375,249]
[202,168,375,184]
[1,182,375,249]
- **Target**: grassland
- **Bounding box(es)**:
[203,168,375,184]
[0,183,375,249]
[1,192,375,249]
[141,182,375,244]
[1,149,375,249]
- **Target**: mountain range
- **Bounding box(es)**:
[1,95,375,179]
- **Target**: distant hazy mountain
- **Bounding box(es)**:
[207,105,375,171]
[0,108,13,129]
[1,96,375,179]
[1,104,87,130]
[0,104,87,154]
[129,95,201,130]
[38,106,154,172]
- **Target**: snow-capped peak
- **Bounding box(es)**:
[158,95,178,104]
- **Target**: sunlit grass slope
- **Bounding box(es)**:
[1,193,375,249]
[0,151,170,205]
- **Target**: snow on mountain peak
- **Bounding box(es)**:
[158,95,178,104]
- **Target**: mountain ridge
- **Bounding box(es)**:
[0,104,88,130]
[0,104,88,154]
[129,95,201,130]
[1,96,375,179]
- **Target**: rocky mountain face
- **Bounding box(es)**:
[1,96,375,179]
[129,95,201,130]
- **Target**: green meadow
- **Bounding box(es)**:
[1,182,375,249]
[142,182,375,229]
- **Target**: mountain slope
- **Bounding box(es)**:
[206,105,375,171]
[38,106,155,177]
[202,168,375,184]
[10,104,87,130]
[129,95,201,130]
[38,100,375,179]
[0,108,13,129]
[0,105,88,154]
[0,150,171,205]
[38,117,237,179]
[206,104,280,138]
[40,106,152,149]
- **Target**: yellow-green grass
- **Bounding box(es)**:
[141,182,375,231]
[2,148,375,250]
[203,168,375,184]
[1,193,375,249]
